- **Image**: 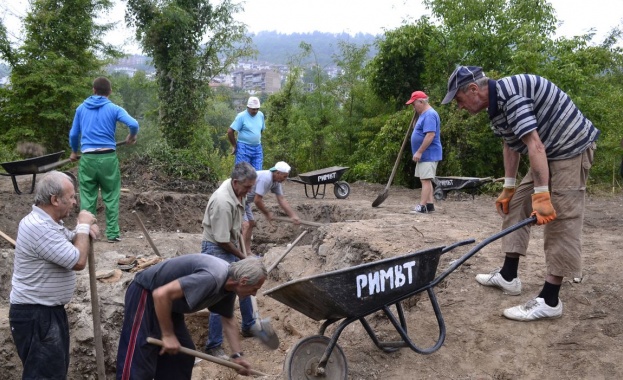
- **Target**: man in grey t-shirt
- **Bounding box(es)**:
[116,254,267,379]
[242,161,300,253]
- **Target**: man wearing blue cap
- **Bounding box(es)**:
[442,66,599,321]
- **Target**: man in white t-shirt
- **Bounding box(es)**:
[9,171,99,379]
[242,161,300,253]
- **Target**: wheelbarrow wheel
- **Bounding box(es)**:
[283,335,348,380]
[433,187,445,201]
[333,181,350,199]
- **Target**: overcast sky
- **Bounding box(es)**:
[1,0,622,54]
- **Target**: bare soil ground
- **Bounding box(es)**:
[0,168,622,380]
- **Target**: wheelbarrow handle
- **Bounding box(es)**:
[432,216,537,287]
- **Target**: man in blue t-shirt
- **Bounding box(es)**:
[406,91,442,214]
[227,96,265,170]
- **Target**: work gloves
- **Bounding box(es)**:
[495,187,515,216]
[495,187,557,225]
[531,192,557,225]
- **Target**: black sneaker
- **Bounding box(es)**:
[426,203,435,212]
[241,329,254,338]
[108,237,122,243]
[410,204,428,214]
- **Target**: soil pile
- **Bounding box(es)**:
[0,171,622,379]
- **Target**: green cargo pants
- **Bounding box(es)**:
[78,152,121,240]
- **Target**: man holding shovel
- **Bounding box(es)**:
[200,162,261,359]
[242,161,300,254]
[9,171,99,379]
[69,76,139,243]
[116,254,267,379]
[406,91,442,214]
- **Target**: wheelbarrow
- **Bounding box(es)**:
[433,176,500,201]
[264,216,536,379]
[288,166,350,199]
[0,151,73,194]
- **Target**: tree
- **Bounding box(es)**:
[367,21,440,109]
[0,0,120,152]
[125,0,254,149]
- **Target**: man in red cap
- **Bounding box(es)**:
[405,91,442,213]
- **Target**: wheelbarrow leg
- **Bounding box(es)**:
[9,173,37,195]
[316,318,354,375]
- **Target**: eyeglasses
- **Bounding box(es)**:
[249,108,259,111]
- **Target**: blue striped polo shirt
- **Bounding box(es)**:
[487,74,599,160]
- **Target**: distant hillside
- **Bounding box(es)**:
[105,31,381,73]
[251,31,379,67]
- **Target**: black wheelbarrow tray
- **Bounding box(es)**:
[288,166,350,199]
[433,176,501,200]
[1,151,72,194]
[264,216,536,379]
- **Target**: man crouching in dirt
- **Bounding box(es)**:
[116,255,267,379]
[10,171,99,379]
[242,160,300,253]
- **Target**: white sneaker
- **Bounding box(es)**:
[503,297,563,321]
[475,270,522,295]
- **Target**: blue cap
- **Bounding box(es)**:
[441,66,485,104]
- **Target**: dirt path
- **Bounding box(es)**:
[0,172,622,379]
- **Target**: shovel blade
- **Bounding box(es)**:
[250,318,280,350]
[371,189,388,207]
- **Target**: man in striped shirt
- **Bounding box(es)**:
[442,66,599,321]
[9,171,99,379]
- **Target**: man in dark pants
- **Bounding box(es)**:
[9,171,99,379]
[116,255,267,379]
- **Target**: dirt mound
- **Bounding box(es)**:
[0,173,622,379]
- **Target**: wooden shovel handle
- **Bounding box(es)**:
[146,337,268,376]
[273,216,325,227]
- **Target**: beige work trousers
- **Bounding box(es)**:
[501,143,595,278]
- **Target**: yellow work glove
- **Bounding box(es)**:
[531,192,557,225]
[495,187,515,217]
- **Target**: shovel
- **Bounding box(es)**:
[146,337,268,376]
[239,233,280,350]
[372,112,418,207]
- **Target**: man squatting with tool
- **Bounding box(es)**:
[242,161,301,254]
[116,254,267,379]
[9,171,99,379]
[441,66,599,321]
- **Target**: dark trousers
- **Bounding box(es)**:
[116,282,195,380]
[9,303,70,380]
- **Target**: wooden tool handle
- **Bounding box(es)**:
[273,216,325,227]
[146,337,268,376]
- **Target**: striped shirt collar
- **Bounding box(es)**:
[31,204,65,229]
[487,79,499,119]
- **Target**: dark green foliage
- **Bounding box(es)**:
[126,0,254,149]
[0,0,121,153]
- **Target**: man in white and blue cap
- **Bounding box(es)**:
[442,65,599,322]
[242,161,300,253]
[227,96,265,170]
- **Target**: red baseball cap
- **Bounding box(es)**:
[405,91,428,105]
